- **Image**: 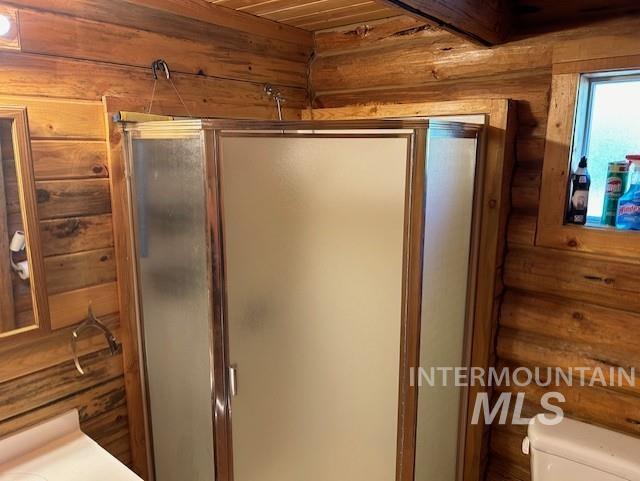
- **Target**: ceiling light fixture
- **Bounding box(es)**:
[0,15,11,37]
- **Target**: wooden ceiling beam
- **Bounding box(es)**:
[379,0,513,45]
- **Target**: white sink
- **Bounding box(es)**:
[0,410,142,481]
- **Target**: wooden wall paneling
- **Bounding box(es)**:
[0,314,120,382]
[18,9,307,88]
[0,52,308,118]
[552,28,640,65]
[35,179,112,220]
[496,359,640,435]
[0,348,123,421]
[0,95,105,139]
[501,290,640,361]
[552,53,640,76]
[311,15,640,106]
[40,214,114,257]
[312,37,551,93]
[0,375,129,460]
[486,455,530,481]
[313,72,551,114]
[31,141,108,180]
[497,327,639,396]
[83,404,130,449]
[507,214,537,246]
[3,0,313,48]
[504,246,640,308]
[313,15,428,54]
[48,282,119,329]
[44,248,116,295]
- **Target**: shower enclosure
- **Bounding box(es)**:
[123,119,483,481]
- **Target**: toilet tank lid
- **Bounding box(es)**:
[527,415,640,480]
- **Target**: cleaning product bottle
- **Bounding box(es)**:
[616,155,640,230]
[567,156,591,225]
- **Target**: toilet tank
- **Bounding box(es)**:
[522,414,640,481]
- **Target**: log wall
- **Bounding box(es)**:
[0,0,311,476]
[310,14,640,480]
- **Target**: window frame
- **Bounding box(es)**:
[537,46,640,259]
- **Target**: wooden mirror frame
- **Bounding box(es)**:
[0,106,50,340]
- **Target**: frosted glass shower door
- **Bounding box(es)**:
[129,135,215,481]
[415,131,479,481]
[219,135,409,481]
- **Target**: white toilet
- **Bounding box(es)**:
[522,414,640,480]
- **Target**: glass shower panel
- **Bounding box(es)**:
[130,135,215,481]
[220,135,408,481]
[414,132,478,480]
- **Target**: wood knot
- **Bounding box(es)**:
[36,189,50,203]
[100,255,109,262]
[572,311,584,321]
[488,199,497,208]
[92,164,105,174]
[354,24,372,38]
[57,219,81,237]
[567,238,578,247]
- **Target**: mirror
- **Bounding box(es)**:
[0,107,48,338]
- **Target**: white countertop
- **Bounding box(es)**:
[0,410,142,481]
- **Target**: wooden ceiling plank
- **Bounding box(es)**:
[245,0,327,17]
[218,0,273,9]
[296,6,399,30]
[378,0,512,45]
[252,0,336,17]
[268,0,376,22]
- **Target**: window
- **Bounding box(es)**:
[571,72,640,224]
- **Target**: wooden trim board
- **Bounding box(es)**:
[102,96,149,479]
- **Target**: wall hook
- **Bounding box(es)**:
[151,59,171,80]
[71,304,121,375]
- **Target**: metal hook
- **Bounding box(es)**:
[151,59,171,80]
[71,304,121,375]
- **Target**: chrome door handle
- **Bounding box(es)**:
[229,364,238,397]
